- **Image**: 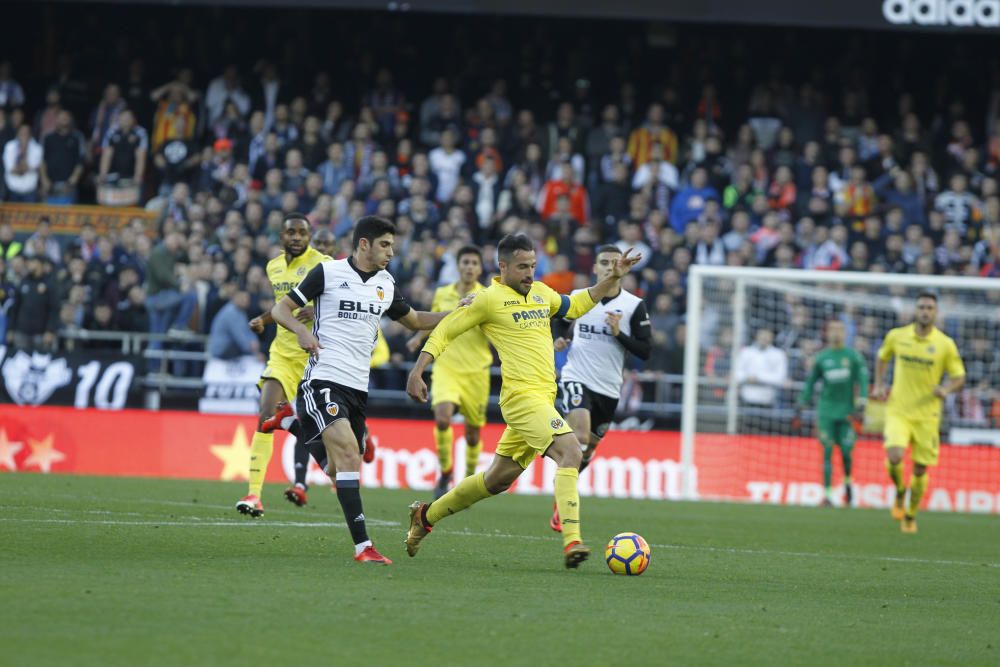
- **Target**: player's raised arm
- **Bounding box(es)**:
[586,247,641,304]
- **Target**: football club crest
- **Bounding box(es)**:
[376,286,385,301]
[550,418,565,429]
[326,402,340,417]
[927,345,935,353]
[841,358,849,367]
[297,267,306,276]
[571,394,582,407]
[533,295,545,304]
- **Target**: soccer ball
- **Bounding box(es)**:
[605,532,651,576]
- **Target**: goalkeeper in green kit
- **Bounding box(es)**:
[798,319,869,507]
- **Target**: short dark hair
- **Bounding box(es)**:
[457,244,483,263]
[917,291,938,303]
[353,215,396,250]
[282,212,310,228]
[595,244,622,257]
[497,233,534,265]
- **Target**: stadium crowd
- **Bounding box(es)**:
[0,13,998,421]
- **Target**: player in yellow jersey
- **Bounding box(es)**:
[407,245,493,499]
[873,292,965,533]
[235,213,330,517]
[404,233,640,568]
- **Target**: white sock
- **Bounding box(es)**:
[354,539,372,556]
[280,415,296,429]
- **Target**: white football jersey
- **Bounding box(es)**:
[560,289,648,399]
[290,258,410,392]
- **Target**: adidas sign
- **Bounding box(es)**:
[338,281,350,289]
[883,0,1000,26]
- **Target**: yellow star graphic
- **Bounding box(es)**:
[0,428,24,471]
[23,434,65,473]
[210,424,253,481]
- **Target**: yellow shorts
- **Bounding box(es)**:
[495,390,573,469]
[884,415,941,466]
[259,353,307,404]
[431,367,490,428]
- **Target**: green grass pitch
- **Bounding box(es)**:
[2,474,998,666]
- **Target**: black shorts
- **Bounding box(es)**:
[558,380,618,440]
[297,378,368,453]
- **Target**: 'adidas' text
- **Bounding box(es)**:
[883,0,1000,26]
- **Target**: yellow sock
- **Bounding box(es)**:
[465,441,482,478]
[554,467,581,548]
[435,426,454,475]
[909,472,929,516]
[886,460,905,494]
[248,431,274,497]
[427,472,491,525]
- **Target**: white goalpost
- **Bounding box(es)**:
[681,265,1000,513]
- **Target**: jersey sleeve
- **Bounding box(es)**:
[547,285,595,320]
[386,290,412,321]
[289,264,325,306]
[945,338,966,378]
[876,328,896,362]
[422,288,490,360]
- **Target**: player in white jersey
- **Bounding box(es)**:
[271,216,452,565]
[550,244,651,532]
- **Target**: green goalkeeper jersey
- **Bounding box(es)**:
[799,347,869,420]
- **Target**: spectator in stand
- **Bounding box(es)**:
[149,78,198,152]
[98,109,148,186]
[145,231,198,360]
[593,161,631,226]
[428,128,465,203]
[6,255,59,352]
[89,84,125,159]
[628,103,679,166]
[586,104,622,182]
[3,124,43,202]
[207,288,260,360]
[669,167,718,232]
[41,111,85,204]
[837,165,877,220]
[767,165,796,213]
[734,328,788,407]
[935,173,981,238]
[538,162,588,225]
[0,61,26,109]
[205,65,251,127]
[34,88,63,140]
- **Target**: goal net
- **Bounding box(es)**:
[680,266,1000,514]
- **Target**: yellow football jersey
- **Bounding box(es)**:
[266,246,329,361]
[877,323,965,422]
[423,278,595,404]
[430,282,492,373]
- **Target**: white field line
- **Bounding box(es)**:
[2,507,996,570]
[0,517,400,528]
[445,528,1000,570]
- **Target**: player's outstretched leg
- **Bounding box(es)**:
[406,456,521,557]
[284,428,312,507]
